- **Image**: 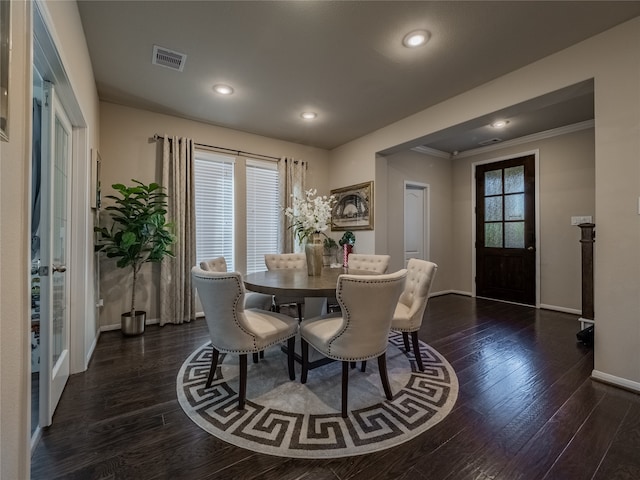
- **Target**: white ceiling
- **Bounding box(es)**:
[77,1,640,152]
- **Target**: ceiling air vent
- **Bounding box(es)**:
[478,137,503,146]
[152,45,187,72]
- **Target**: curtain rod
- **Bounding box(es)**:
[153,134,280,162]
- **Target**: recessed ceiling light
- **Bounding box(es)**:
[491,120,509,128]
[301,112,317,120]
[213,84,234,95]
[402,30,430,48]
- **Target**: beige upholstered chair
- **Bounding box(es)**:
[300,269,407,417]
[191,266,298,410]
[200,257,273,311]
[347,254,391,273]
[264,253,307,320]
[391,258,437,372]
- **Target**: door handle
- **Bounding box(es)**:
[52,264,67,273]
[527,246,535,251]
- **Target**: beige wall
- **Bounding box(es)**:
[1,3,31,478]
[330,17,640,389]
[384,150,453,293]
[98,102,331,328]
[451,128,595,311]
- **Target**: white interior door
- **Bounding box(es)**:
[39,82,72,426]
[404,183,429,266]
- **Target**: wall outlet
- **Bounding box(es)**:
[571,215,593,226]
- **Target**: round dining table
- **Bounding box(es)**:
[244,266,371,298]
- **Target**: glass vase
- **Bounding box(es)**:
[305,233,324,276]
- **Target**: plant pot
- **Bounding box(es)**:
[121,310,146,336]
[305,233,324,276]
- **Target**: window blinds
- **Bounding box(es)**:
[194,151,235,271]
[246,158,279,274]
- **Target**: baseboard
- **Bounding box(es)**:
[592,369,640,394]
[539,303,582,315]
[85,330,100,369]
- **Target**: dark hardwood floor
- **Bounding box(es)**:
[31,295,640,480]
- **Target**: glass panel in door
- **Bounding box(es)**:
[39,82,71,427]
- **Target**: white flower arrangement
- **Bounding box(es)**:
[284,188,336,244]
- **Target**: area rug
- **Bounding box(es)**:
[176,331,458,458]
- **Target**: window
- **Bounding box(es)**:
[194,151,234,271]
[246,159,279,273]
[483,165,525,248]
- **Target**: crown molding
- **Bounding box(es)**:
[410,145,451,158]
[410,119,594,160]
[455,119,594,158]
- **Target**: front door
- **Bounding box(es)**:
[476,155,536,305]
[39,82,72,426]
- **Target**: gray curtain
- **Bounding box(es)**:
[278,157,306,253]
[160,135,196,325]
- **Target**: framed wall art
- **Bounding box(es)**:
[0,0,10,141]
[331,181,374,231]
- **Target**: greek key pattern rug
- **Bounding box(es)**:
[176,332,458,458]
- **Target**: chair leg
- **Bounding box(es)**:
[411,331,424,372]
[260,350,264,359]
[402,332,411,352]
[342,361,349,418]
[206,348,220,388]
[252,352,259,363]
[238,354,247,410]
[297,303,303,321]
[360,360,367,372]
[350,362,356,369]
[377,353,393,401]
[301,338,309,384]
[287,337,295,380]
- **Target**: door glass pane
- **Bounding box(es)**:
[485,196,503,221]
[485,223,503,248]
[505,193,524,220]
[505,222,525,248]
[484,170,502,195]
[52,117,68,365]
[504,166,524,193]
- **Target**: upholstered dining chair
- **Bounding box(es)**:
[326,253,391,313]
[200,257,273,310]
[347,254,391,273]
[299,269,407,418]
[391,258,437,372]
[191,266,298,410]
[264,253,307,320]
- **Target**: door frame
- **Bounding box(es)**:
[403,181,430,264]
[471,149,541,306]
[31,0,92,450]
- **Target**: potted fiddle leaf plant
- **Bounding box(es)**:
[95,180,175,336]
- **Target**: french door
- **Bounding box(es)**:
[476,155,536,305]
[39,82,72,426]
